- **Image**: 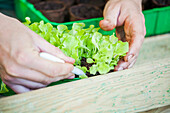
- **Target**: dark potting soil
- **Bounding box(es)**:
[77,0,105,7]
[153,0,170,6]
[34,2,64,10]
[72,5,102,19]
[81,57,93,70]
[29,0,169,23]
[142,0,170,10]
[79,57,114,77]
[27,0,42,4]
[80,57,98,77]
[57,0,75,6]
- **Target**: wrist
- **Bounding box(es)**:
[133,0,142,11]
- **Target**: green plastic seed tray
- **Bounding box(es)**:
[143,8,158,37]
[14,0,115,35]
[155,6,170,35]
[143,6,170,37]
[14,0,170,37]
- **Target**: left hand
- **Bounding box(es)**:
[99,0,146,71]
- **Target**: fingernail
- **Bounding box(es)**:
[68,57,75,63]
[101,20,109,29]
[67,75,75,79]
[118,67,123,71]
[104,19,110,24]
[127,55,133,62]
[128,60,136,69]
[128,63,133,69]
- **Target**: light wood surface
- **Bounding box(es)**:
[135,34,170,66]
[0,57,169,113]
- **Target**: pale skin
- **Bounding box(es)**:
[100,0,146,71]
[0,0,146,93]
[0,13,75,93]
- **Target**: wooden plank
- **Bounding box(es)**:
[141,105,170,113]
[135,34,170,66]
[0,57,169,113]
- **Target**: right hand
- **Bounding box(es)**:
[0,13,75,93]
[100,0,145,71]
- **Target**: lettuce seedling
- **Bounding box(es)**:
[24,17,129,76]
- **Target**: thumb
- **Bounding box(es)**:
[99,4,120,31]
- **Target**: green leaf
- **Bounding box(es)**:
[81,66,88,73]
[97,62,110,74]
[29,22,40,33]
[49,37,57,45]
[0,82,9,93]
[89,64,98,75]
[57,25,68,34]
[115,41,129,55]
[86,58,94,63]
[92,32,102,50]
[76,66,87,73]
[109,34,118,44]
[79,74,88,79]
[72,23,85,30]
[23,17,31,26]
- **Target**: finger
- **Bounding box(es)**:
[12,48,74,78]
[4,81,31,94]
[31,29,75,64]
[99,2,120,31]
[114,59,127,71]
[5,76,46,89]
[114,55,137,71]
[52,73,74,81]
[123,13,145,62]
[67,74,75,79]
[123,34,144,62]
[3,61,74,85]
[128,59,137,69]
[9,73,73,93]
[32,54,74,78]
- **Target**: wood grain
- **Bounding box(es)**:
[141,105,170,113]
[0,57,170,113]
[135,34,170,67]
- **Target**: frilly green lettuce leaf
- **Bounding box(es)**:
[24,18,129,76]
[86,58,94,63]
[97,62,110,74]
[90,64,98,75]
